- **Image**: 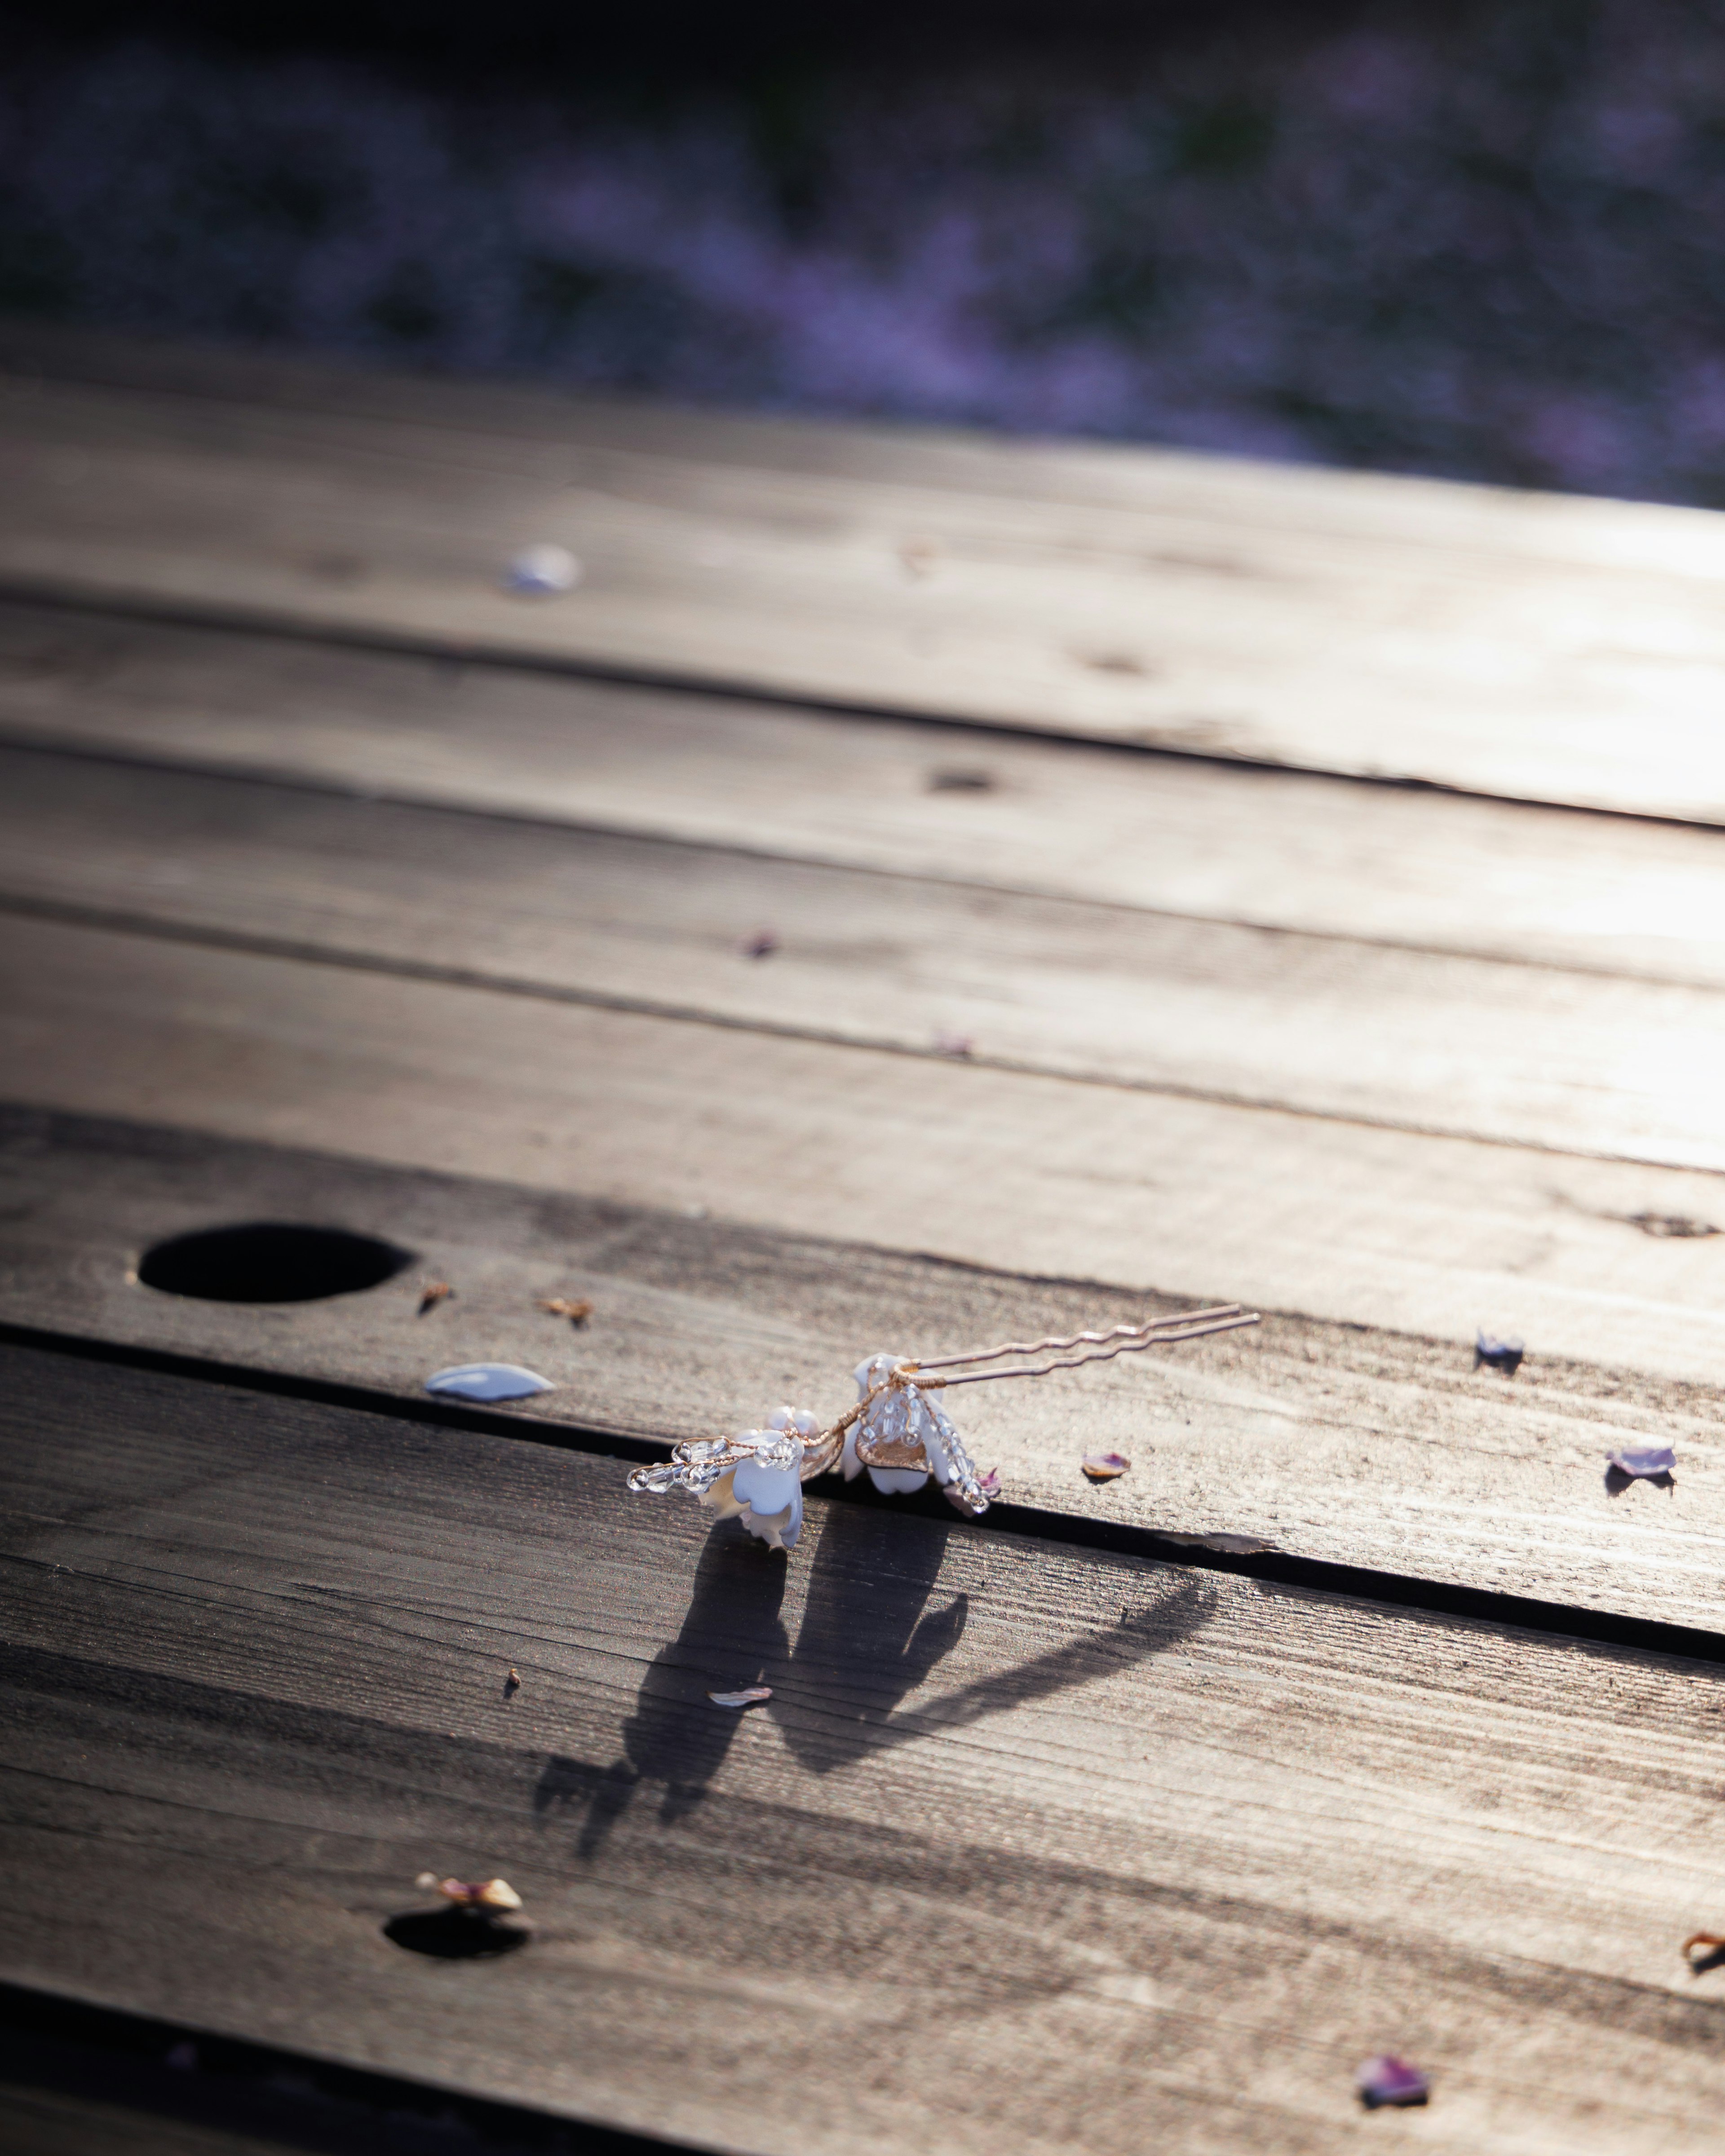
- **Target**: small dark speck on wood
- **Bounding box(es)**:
[418,1279,453,1316]
[742,929,779,959]
[1629,1212,1721,1239]
[1474,1332,1524,1375]
[927,768,996,792]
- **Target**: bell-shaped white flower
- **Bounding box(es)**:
[844,1353,931,1494]
[699,1404,818,1550]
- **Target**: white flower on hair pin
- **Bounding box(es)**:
[628,1304,1260,1551]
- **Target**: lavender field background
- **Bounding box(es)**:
[4,2,1725,504]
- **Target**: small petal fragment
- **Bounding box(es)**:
[1609,1444,1676,1478]
[1474,1331,1524,1374]
[1082,1452,1131,1481]
[708,1687,772,1708]
[423,1875,523,1911]
[505,543,581,596]
[425,1363,553,1401]
[1355,2056,1429,2109]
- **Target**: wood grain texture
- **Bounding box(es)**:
[5,325,1725,818]
[7,913,1725,1383]
[9,1343,1725,2155]
[6,1108,1725,1630]
[6,740,1725,1173]
[8,605,1725,994]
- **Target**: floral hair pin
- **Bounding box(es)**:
[628,1303,1260,1551]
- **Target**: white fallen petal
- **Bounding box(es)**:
[708,1687,773,1707]
[425,1363,554,1401]
[505,543,581,595]
[1608,1444,1676,1478]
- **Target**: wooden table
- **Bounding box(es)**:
[4,322,1725,2153]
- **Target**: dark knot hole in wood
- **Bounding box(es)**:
[382,1906,533,1960]
[136,1223,415,1304]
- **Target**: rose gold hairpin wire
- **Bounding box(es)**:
[629,1303,1263,1532]
[789,1306,1260,1473]
[902,1306,1258,1386]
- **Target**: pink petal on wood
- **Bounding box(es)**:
[1082,1452,1131,1481]
[1355,2056,1429,2109]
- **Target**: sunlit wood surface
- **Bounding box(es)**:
[3,325,1725,2152]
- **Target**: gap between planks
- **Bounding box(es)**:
[9,1344,1725,2155]
[5,1106,1725,1633]
[6,910,1725,1381]
[2,600,1722,996]
[3,738,1725,1175]
[6,325,1725,819]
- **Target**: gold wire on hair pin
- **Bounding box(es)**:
[627,1303,1261,1551]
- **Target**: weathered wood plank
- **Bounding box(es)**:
[5,740,1725,1171]
[6,914,1725,1383]
[4,327,1725,818]
[7,605,1725,994]
[5,1108,1724,1630]
[8,1343,1725,2155]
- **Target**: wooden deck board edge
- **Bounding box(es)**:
[0,1978,693,2156]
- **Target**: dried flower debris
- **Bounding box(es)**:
[708,1687,773,1708]
[1608,1444,1676,1480]
[535,1296,593,1325]
[1474,1332,1524,1375]
[1684,1932,1725,1969]
[417,1279,453,1315]
[504,1667,522,1696]
[416,1872,523,1912]
[1355,2056,1429,2110]
[1082,1452,1131,1482]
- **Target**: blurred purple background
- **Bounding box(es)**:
[4,1,1725,503]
